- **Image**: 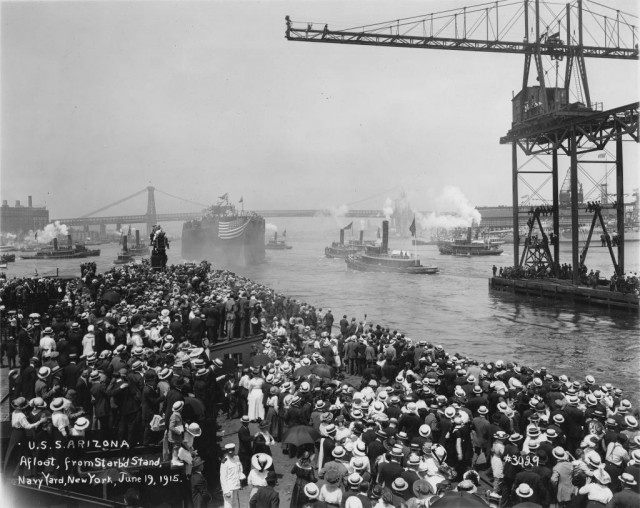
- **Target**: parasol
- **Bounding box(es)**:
[310,364,334,379]
[293,365,313,377]
[282,425,321,447]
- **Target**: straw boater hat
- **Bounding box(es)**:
[332,446,346,459]
[552,447,568,461]
[11,397,28,410]
[392,478,409,493]
[37,367,51,380]
[172,401,184,412]
[186,423,202,436]
[251,453,273,472]
[619,472,638,487]
[347,473,363,488]
[304,484,320,500]
[515,484,534,498]
[50,397,67,411]
[73,417,90,431]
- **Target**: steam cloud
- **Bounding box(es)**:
[416,186,482,230]
[266,223,278,233]
[36,221,70,244]
[382,198,394,219]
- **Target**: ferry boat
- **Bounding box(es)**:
[265,231,292,250]
[438,228,504,256]
[19,236,101,260]
[345,221,439,274]
[181,198,265,265]
[0,253,15,262]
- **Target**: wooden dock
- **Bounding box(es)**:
[489,277,639,311]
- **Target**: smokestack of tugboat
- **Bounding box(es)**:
[53,238,58,250]
[382,220,389,253]
[359,230,364,243]
[467,227,472,243]
[136,230,140,248]
[123,235,128,252]
[340,229,345,245]
[274,232,278,243]
[68,235,73,249]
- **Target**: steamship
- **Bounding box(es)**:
[325,228,374,258]
[265,231,292,250]
[345,221,439,274]
[19,236,100,260]
[438,227,504,256]
[181,202,266,265]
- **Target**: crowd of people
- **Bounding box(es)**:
[219,328,640,508]
[1,259,640,508]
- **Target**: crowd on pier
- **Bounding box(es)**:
[1,261,640,508]
[493,264,639,295]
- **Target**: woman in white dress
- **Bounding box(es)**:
[247,374,265,422]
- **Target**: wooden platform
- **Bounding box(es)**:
[489,277,639,311]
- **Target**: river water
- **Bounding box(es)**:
[4,218,639,403]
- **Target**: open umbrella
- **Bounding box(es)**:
[310,364,334,379]
[282,425,321,447]
[293,365,313,377]
[101,290,121,305]
[251,354,271,368]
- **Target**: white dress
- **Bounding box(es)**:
[247,377,265,421]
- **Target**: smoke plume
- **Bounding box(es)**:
[36,221,70,244]
[266,223,278,233]
[416,186,482,230]
[382,198,394,219]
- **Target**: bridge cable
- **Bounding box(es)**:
[81,188,148,218]
[154,189,209,208]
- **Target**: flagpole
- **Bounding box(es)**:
[412,215,418,265]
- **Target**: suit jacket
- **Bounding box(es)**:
[250,485,279,508]
[238,424,253,457]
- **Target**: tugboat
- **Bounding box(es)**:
[114,235,135,264]
[345,221,439,274]
[0,253,16,263]
[126,230,150,255]
[265,231,292,250]
[438,227,504,256]
[19,236,100,260]
[325,226,359,258]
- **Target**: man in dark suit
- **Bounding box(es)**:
[250,471,279,508]
[238,415,253,478]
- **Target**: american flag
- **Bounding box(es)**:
[218,217,252,240]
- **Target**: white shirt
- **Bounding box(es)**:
[82,333,95,356]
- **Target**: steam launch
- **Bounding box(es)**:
[181,195,265,266]
[345,220,439,274]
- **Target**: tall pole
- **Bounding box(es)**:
[570,129,580,283]
[413,215,418,264]
[512,142,520,266]
[552,148,560,276]
[616,126,625,275]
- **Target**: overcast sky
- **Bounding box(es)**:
[2,0,638,220]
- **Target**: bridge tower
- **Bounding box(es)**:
[146,186,157,235]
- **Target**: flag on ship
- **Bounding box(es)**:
[239,196,243,203]
[343,222,353,231]
[218,193,229,201]
[409,217,416,237]
[218,217,252,240]
[282,229,287,237]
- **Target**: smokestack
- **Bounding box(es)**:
[28,196,33,207]
[382,220,389,253]
[53,238,58,250]
[122,235,128,252]
[274,232,278,243]
[340,229,345,245]
[68,235,73,248]
[15,200,20,207]
[359,230,364,243]
[136,230,140,247]
[467,227,472,243]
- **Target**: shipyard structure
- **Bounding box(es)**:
[0,197,49,237]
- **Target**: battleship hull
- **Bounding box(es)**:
[181,214,266,266]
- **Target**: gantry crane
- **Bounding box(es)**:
[285,0,639,283]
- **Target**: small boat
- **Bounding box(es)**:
[438,228,504,256]
[345,221,439,274]
[19,237,100,260]
[325,227,370,258]
[265,231,292,250]
[0,263,7,270]
[1,253,16,262]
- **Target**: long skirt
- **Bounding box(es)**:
[247,390,264,421]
